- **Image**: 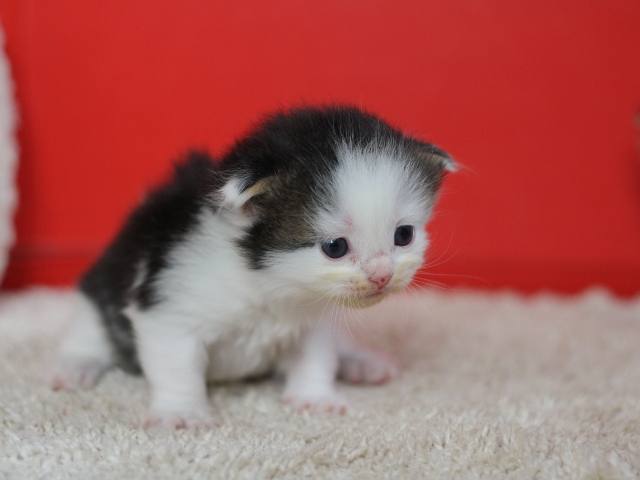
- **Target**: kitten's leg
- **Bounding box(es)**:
[133,312,218,429]
[49,292,114,390]
[337,331,399,385]
[282,321,348,414]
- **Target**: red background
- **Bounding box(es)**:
[0,1,639,295]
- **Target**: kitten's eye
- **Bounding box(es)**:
[394,225,414,246]
[321,238,349,259]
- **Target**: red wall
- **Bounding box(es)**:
[1,1,639,295]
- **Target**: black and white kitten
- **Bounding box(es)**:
[50,106,455,428]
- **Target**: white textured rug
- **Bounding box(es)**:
[1,288,639,479]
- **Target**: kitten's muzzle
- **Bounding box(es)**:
[368,274,391,290]
[363,255,393,293]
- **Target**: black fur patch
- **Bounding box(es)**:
[79,152,219,373]
[218,105,451,268]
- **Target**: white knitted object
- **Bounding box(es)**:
[0,27,18,283]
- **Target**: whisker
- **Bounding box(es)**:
[424,216,459,267]
[411,278,452,290]
[350,298,383,348]
[312,296,333,341]
[418,271,488,284]
[329,298,340,343]
[411,278,478,295]
[422,242,464,269]
[298,292,330,307]
[392,286,426,351]
[406,284,430,314]
[343,299,358,343]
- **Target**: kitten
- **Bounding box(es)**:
[49,106,455,428]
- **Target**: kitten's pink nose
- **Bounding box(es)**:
[369,274,391,290]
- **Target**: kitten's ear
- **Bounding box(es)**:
[216,174,274,221]
[412,141,457,173]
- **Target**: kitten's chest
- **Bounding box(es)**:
[202,300,310,381]
[160,222,318,380]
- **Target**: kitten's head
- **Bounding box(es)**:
[216,106,454,306]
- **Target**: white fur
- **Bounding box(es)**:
[51,142,436,428]
[49,292,114,390]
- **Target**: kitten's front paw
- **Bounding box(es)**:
[141,407,220,430]
[283,391,349,414]
[338,350,399,385]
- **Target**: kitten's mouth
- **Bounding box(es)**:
[338,291,388,309]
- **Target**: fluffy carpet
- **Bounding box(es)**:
[1,288,639,479]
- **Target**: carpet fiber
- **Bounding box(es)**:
[1,288,639,479]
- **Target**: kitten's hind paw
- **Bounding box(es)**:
[338,349,399,385]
